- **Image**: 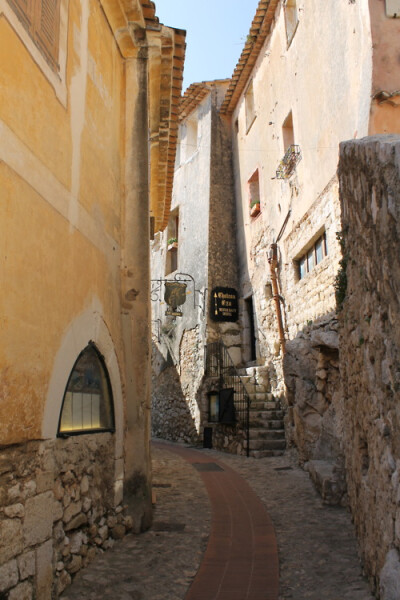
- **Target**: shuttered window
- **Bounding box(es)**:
[8,0,61,69]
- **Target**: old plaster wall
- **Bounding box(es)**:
[151,91,213,442]
[151,82,241,448]
[338,135,400,596]
[229,0,373,463]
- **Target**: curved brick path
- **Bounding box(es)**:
[155,442,279,600]
[62,440,374,600]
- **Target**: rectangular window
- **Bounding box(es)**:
[8,0,61,69]
[297,232,328,280]
[166,209,179,275]
[282,111,294,153]
[284,0,299,47]
[248,169,261,217]
[386,0,400,17]
[245,81,256,132]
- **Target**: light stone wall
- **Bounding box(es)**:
[151,82,242,451]
[338,135,400,596]
[0,436,133,599]
[230,0,373,463]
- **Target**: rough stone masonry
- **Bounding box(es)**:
[338,135,400,598]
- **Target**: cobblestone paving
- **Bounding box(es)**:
[205,447,375,600]
[62,441,376,600]
[61,446,211,600]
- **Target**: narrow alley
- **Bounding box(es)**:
[2,0,400,598]
[61,440,373,600]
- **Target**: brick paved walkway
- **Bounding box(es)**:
[62,440,375,600]
[156,442,278,600]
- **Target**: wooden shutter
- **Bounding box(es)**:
[7,0,35,30]
[34,0,61,67]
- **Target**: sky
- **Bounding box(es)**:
[154,0,260,92]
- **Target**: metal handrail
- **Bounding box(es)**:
[205,341,251,456]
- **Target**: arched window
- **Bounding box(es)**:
[58,344,115,436]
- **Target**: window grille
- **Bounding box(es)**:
[276,145,301,179]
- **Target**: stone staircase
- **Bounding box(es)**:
[237,366,286,458]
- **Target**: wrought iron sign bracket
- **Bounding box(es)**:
[151,272,207,316]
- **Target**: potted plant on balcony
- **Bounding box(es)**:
[250,199,260,217]
[167,237,178,251]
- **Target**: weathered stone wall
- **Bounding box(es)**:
[0,435,132,599]
[151,327,203,444]
[338,135,400,595]
[151,82,242,449]
[239,175,344,468]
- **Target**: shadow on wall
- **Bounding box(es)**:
[151,341,199,444]
[283,311,341,461]
[281,310,347,505]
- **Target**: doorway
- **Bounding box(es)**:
[244,295,257,363]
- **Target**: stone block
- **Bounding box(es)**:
[4,503,25,518]
[0,559,18,593]
[63,500,82,524]
[53,500,63,522]
[0,518,23,563]
[80,475,89,495]
[56,570,71,596]
[111,524,126,540]
[36,471,54,493]
[380,549,400,600]
[67,554,82,574]
[8,581,33,600]
[24,492,53,546]
[69,531,83,554]
[18,550,35,580]
[36,539,53,600]
[65,513,87,532]
[22,481,37,499]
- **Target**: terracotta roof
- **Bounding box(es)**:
[140,0,160,30]
[178,83,210,122]
[151,27,187,232]
[178,79,230,122]
[220,0,280,115]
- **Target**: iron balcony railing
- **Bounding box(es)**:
[205,340,251,457]
[276,144,302,179]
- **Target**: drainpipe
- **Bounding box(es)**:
[268,243,286,354]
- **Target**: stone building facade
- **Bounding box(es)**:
[151,81,242,450]
[150,0,400,595]
[0,1,185,597]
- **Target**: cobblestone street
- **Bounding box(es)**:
[62,440,375,600]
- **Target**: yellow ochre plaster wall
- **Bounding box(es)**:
[0,0,125,446]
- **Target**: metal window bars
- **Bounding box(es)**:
[276,144,302,179]
[205,340,251,456]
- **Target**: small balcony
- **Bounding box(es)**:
[276,144,302,179]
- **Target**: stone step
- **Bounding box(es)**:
[249,449,285,458]
[250,401,281,411]
[249,409,284,420]
[249,428,285,440]
[249,418,284,429]
[247,439,286,451]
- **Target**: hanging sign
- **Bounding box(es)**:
[164,281,187,317]
[210,287,239,322]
